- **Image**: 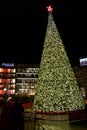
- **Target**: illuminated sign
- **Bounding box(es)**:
[2,63,14,67]
[79,57,87,66]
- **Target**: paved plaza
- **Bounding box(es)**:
[24,119,87,130]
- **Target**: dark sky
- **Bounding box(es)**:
[0,0,87,67]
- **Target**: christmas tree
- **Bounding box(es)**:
[33,6,85,112]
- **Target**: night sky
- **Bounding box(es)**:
[0,0,87,67]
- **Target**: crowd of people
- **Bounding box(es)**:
[0,96,24,130]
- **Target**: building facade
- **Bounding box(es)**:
[15,64,39,95]
[0,63,16,95]
[0,63,39,96]
[73,66,87,101]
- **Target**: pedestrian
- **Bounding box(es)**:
[11,100,24,130]
[0,96,14,130]
[0,97,4,119]
[0,97,24,130]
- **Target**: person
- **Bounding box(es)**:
[0,96,14,130]
[0,97,24,130]
[0,97,4,118]
[10,100,24,130]
[85,103,87,116]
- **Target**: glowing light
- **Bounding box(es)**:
[46,5,53,12]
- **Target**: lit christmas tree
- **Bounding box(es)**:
[33,5,85,112]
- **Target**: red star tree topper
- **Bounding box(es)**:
[46,5,53,12]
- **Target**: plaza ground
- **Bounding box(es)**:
[24,118,87,130]
[24,109,87,130]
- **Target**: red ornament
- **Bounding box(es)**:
[46,5,53,12]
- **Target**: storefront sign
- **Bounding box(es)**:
[2,63,14,67]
